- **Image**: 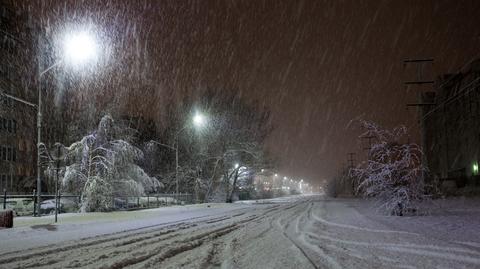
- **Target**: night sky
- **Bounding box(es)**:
[22,0,480,184]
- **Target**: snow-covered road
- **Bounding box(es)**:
[1,195,480,268]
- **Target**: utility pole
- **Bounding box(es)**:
[36,75,42,217]
[347,153,356,194]
[175,135,179,196]
[361,136,375,152]
[403,58,435,182]
[403,59,435,85]
[347,152,356,168]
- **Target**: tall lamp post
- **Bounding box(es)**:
[35,30,99,216]
[149,111,207,195]
[1,29,102,215]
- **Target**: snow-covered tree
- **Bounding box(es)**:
[351,120,427,216]
[62,115,162,212]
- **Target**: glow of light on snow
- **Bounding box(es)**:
[63,30,99,66]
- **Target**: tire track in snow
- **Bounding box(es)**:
[294,201,342,269]
[310,211,418,235]
[2,223,198,269]
[86,214,263,269]
[0,211,235,260]
[129,204,296,269]
[107,224,241,269]
[306,229,480,266]
[273,200,338,269]
[0,209,257,269]
[0,220,195,266]
[0,204,286,269]
[306,200,480,268]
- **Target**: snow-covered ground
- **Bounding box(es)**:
[1,195,479,268]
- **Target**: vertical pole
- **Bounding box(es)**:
[2,189,6,210]
[175,138,179,196]
[225,172,229,203]
[33,189,36,216]
[36,75,42,217]
[55,145,60,223]
[194,179,198,204]
[420,95,427,183]
[55,190,58,222]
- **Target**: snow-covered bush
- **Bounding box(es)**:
[351,120,427,216]
[63,115,162,212]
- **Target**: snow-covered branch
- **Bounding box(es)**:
[351,120,428,216]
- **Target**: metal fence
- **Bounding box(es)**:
[1,190,194,217]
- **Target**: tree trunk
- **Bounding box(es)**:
[228,169,239,203]
[224,170,230,203]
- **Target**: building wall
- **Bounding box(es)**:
[423,60,480,186]
[0,2,36,193]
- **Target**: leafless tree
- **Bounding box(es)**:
[351,120,428,216]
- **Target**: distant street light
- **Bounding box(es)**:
[150,111,208,195]
[174,111,207,194]
[473,162,479,175]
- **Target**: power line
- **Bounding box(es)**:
[419,76,480,122]
[403,58,480,127]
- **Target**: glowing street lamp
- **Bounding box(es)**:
[36,29,101,216]
[192,112,207,128]
[473,162,479,175]
[170,111,208,194]
[147,111,208,195]
[63,31,99,66]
